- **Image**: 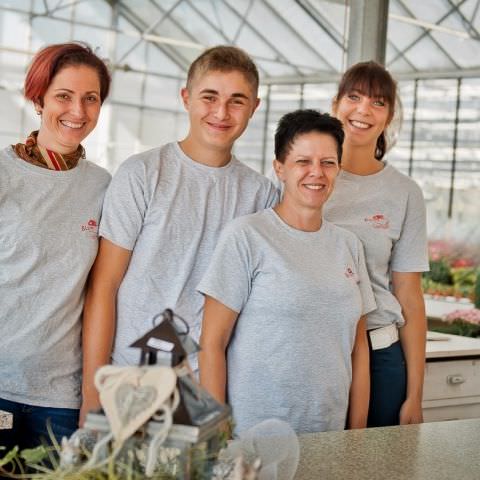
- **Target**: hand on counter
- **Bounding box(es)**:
[399,396,423,425]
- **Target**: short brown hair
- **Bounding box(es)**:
[275,109,344,164]
[186,45,259,94]
[24,42,111,106]
[336,61,397,160]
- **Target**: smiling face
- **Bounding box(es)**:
[333,88,391,150]
[36,64,101,154]
[274,131,340,213]
[181,69,260,154]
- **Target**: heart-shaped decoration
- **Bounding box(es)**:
[116,384,157,425]
[97,366,177,442]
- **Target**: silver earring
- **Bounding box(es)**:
[36,110,41,115]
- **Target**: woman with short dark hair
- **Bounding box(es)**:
[199,109,375,435]
[0,42,111,450]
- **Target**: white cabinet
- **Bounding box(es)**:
[423,332,480,422]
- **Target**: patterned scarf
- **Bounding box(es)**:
[13,131,85,170]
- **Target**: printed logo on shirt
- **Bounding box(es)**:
[81,219,99,239]
[364,213,389,229]
[345,266,355,279]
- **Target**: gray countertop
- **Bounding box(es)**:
[295,419,480,480]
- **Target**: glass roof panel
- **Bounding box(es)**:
[261,0,345,72]
[387,52,418,74]
[387,12,428,53]
[429,31,480,69]
[0,9,29,52]
[170,2,230,46]
[0,0,30,12]
[395,33,459,71]
[396,0,451,24]
[31,16,75,47]
[74,0,113,28]
[226,0,335,73]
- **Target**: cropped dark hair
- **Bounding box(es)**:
[24,42,111,106]
[186,45,259,94]
[275,109,344,163]
[335,61,396,160]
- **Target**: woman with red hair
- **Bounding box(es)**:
[0,42,111,451]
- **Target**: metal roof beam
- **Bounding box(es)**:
[148,0,208,51]
[210,0,323,72]
[232,0,255,44]
[186,0,290,75]
[295,0,417,73]
[116,0,183,63]
[294,0,344,50]
[261,66,480,85]
[210,0,225,36]
[218,0,308,76]
[347,0,389,66]
[261,0,338,72]
[395,0,460,69]
[388,0,468,67]
[113,0,191,71]
[468,0,480,31]
[446,0,480,38]
[42,0,86,16]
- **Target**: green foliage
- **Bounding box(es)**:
[0,427,230,480]
[475,271,480,309]
[20,446,50,465]
[429,319,480,338]
[422,278,455,297]
[0,446,19,468]
[451,267,477,288]
[425,259,453,284]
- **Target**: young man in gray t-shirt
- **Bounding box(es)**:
[80,46,278,423]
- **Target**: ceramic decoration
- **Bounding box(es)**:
[95,365,177,443]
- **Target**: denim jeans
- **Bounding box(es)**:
[0,397,79,452]
[367,340,407,427]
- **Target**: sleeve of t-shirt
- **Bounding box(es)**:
[98,157,148,251]
[356,239,377,316]
[391,183,429,273]
[197,222,253,314]
[264,179,280,208]
[265,167,284,201]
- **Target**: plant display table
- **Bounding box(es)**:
[425,296,474,318]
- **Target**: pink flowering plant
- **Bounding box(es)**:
[432,308,480,337]
[445,309,480,325]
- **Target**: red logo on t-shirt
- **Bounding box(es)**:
[81,219,99,238]
[364,213,389,229]
[345,267,355,278]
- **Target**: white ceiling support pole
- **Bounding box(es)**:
[347,0,389,67]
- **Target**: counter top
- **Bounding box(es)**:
[295,418,480,480]
[426,331,480,359]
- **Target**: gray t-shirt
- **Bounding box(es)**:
[99,142,278,367]
[198,209,376,434]
[0,146,111,408]
[323,164,429,330]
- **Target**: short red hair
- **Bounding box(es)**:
[24,42,111,106]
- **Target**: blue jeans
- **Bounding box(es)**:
[0,398,79,452]
[367,340,407,427]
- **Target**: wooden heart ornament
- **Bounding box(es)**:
[95,366,177,443]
